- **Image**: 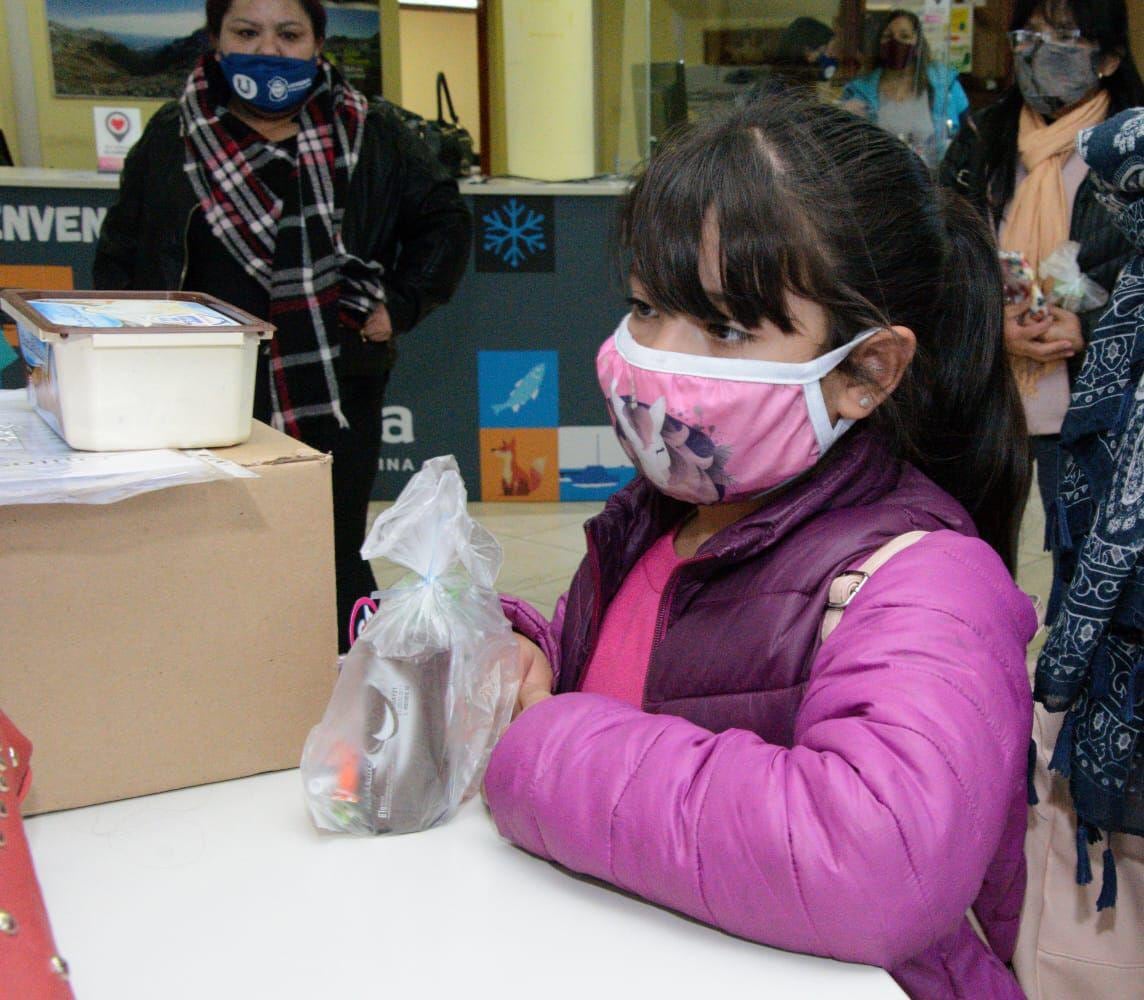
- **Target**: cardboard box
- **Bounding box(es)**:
[1,421,337,815]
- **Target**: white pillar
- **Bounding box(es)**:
[4,0,43,166]
[501,0,594,180]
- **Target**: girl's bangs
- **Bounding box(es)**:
[624,124,834,333]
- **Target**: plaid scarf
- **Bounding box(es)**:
[180,54,386,439]
[1036,107,1144,908]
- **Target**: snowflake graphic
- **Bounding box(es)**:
[482,198,547,268]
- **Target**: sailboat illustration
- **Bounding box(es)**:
[561,434,623,490]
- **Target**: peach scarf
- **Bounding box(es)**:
[999,90,1110,396]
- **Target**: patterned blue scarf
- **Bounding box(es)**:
[1037,107,1144,908]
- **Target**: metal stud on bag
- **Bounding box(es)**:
[824,570,871,610]
[51,955,70,979]
[0,911,17,934]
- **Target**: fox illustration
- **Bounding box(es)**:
[491,438,546,496]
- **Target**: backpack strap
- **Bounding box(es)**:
[820,531,929,643]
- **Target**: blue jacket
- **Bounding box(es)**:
[842,64,969,149]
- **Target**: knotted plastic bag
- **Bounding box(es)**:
[1040,240,1110,313]
[301,456,520,835]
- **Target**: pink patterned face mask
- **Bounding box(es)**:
[596,317,878,504]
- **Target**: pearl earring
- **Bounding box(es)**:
[859,396,872,408]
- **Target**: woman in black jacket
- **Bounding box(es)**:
[95,0,471,652]
[939,0,1143,542]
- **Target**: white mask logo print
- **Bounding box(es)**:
[610,378,672,490]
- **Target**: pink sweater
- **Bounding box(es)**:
[579,532,681,705]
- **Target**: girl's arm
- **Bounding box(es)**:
[484,532,1035,968]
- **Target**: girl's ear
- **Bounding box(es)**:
[833,325,916,421]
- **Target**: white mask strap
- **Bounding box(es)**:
[614,318,881,385]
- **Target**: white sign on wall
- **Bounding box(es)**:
[93,107,142,173]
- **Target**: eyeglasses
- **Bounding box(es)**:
[1007,28,1086,50]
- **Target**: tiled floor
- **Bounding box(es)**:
[368,482,1054,673]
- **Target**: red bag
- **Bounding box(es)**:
[0,710,74,999]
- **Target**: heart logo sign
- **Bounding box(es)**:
[105,112,131,142]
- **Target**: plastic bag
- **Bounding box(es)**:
[301,455,520,835]
[1039,241,1110,313]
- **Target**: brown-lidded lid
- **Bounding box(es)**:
[0,289,275,340]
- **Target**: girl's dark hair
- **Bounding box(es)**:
[620,91,1029,571]
[206,0,328,40]
[983,0,1144,221]
[874,9,934,104]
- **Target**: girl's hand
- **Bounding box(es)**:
[360,303,393,342]
[1003,301,1073,363]
[482,634,553,806]
[514,633,554,717]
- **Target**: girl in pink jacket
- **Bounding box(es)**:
[484,91,1036,999]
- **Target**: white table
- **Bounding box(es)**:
[26,771,904,999]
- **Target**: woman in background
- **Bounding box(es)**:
[775,15,838,82]
[95,0,471,651]
[842,8,969,167]
[940,0,1143,575]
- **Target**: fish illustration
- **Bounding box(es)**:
[492,363,546,414]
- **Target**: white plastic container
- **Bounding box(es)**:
[0,290,274,451]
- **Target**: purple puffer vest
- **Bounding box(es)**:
[557,430,975,746]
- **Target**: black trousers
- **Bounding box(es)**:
[255,361,388,653]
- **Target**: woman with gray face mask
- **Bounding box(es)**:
[941,0,1142,566]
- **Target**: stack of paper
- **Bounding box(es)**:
[0,390,255,505]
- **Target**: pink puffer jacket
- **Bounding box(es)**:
[485,533,1036,998]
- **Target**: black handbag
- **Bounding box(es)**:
[387,73,475,178]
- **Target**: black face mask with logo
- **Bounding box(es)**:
[1015,41,1101,117]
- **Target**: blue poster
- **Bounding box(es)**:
[478,350,558,428]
